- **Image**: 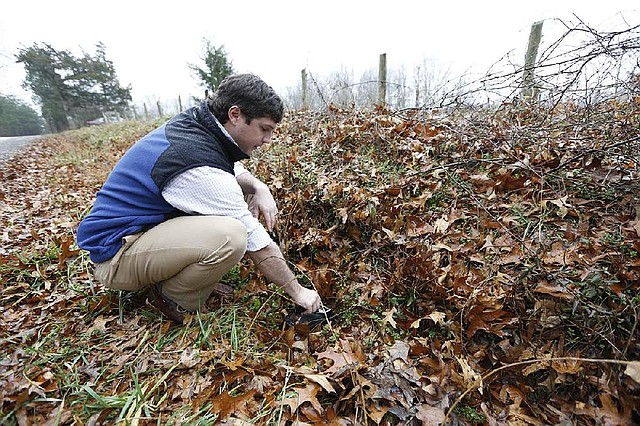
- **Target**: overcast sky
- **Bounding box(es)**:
[1,1,638,110]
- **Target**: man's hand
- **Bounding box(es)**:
[236,170,278,231]
[282,282,322,313]
[251,182,278,231]
[247,242,323,313]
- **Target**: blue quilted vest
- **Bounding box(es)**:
[77,102,248,263]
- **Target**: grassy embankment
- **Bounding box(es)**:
[1,102,639,425]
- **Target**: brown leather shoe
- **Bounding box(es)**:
[211,282,234,299]
[146,283,191,325]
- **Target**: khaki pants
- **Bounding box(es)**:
[94,215,247,311]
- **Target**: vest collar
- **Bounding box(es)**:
[196,101,249,162]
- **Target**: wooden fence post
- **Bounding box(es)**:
[521,21,544,101]
[156,100,163,117]
[378,53,387,106]
[414,65,421,107]
[178,95,183,112]
[301,68,309,109]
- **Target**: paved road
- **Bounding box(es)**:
[0,135,41,164]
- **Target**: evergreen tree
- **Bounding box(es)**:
[16,43,132,132]
[0,95,44,136]
[189,39,234,97]
[16,43,69,132]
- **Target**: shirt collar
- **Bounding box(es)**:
[212,114,239,148]
[195,101,249,162]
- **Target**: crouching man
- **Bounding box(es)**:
[77,74,322,324]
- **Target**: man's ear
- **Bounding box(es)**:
[228,105,241,124]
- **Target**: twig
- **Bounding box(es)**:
[444,356,638,424]
[549,134,640,172]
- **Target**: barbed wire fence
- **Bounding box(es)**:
[134,15,640,174]
[280,15,640,185]
[285,15,639,113]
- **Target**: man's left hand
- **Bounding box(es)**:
[251,182,278,231]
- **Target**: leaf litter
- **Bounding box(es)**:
[1,101,639,424]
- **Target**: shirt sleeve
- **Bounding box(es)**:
[234,161,249,177]
[162,166,272,252]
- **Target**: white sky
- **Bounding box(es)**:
[0,1,638,111]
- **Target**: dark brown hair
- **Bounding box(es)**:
[208,74,284,124]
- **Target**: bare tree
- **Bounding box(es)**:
[283,14,639,116]
[327,67,356,108]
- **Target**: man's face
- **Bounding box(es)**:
[224,107,276,155]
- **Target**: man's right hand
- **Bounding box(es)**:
[286,284,322,313]
[247,242,323,313]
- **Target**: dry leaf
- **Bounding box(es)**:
[304,374,335,393]
[624,361,640,383]
[456,356,483,394]
[433,216,450,233]
[382,307,397,329]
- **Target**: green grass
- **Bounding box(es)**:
[2,106,640,424]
